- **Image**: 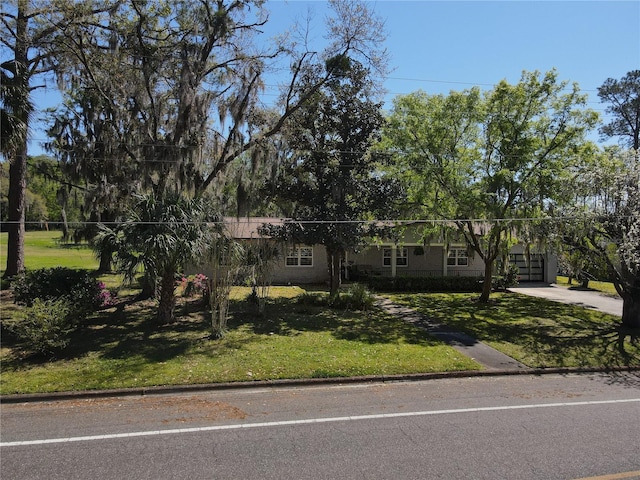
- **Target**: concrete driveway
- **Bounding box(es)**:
[508,282,623,317]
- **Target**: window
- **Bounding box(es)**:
[286,246,313,267]
[447,248,468,266]
[383,247,408,267]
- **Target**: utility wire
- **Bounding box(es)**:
[0,215,626,227]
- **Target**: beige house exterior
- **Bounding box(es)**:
[216,217,557,285]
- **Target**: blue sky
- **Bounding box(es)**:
[29,0,639,154]
[268,1,639,111]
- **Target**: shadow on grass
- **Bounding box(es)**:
[3,291,441,369]
[228,295,441,347]
[2,296,211,368]
[389,292,640,369]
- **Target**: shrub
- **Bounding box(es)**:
[363,275,483,293]
[296,291,327,306]
[11,267,104,315]
[96,281,117,307]
[180,274,209,298]
[8,298,76,355]
[492,264,520,291]
[332,283,376,311]
[295,284,376,311]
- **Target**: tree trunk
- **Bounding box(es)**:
[60,207,70,242]
[4,144,27,278]
[328,248,342,297]
[157,269,176,324]
[137,271,156,300]
[478,258,493,303]
[621,291,640,329]
[97,249,112,273]
[3,2,29,279]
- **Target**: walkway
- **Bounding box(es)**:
[376,297,529,372]
[508,283,623,317]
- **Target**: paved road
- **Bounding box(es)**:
[509,283,623,317]
[2,373,640,479]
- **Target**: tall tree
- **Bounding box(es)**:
[597,70,640,151]
[0,0,112,278]
[558,148,640,329]
[263,58,400,296]
[45,0,388,200]
[384,70,599,302]
[43,0,388,302]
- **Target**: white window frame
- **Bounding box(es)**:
[286,246,313,267]
[447,248,468,267]
[383,247,408,267]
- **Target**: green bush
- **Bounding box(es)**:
[364,275,483,293]
[296,291,327,306]
[333,283,376,311]
[11,267,102,315]
[8,298,76,355]
[492,264,520,291]
[295,284,376,311]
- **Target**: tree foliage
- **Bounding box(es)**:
[383,70,599,302]
[0,0,113,277]
[263,58,401,296]
[558,149,640,328]
[41,0,389,288]
[597,70,640,150]
[95,192,218,324]
[44,0,388,199]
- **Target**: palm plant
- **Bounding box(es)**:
[96,192,219,324]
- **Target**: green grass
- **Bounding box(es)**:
[555,275,620,297]
[2,232,636,395]
[386,292,640,369]
[0,287,480,395]
[0,231,98,273]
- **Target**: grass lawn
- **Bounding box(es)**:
[555,275,620,297]
[0,286,480,395]
[2,232,637,396]
[386,292,640,369]
[0,231,98,273]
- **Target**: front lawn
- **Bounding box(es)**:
[386,292,640,369]
[555,275,620,297]
[0,231,98,274]
[0,287,480,395]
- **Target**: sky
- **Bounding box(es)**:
[28,0,640,155]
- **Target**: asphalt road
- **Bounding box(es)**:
[2,373,640,479]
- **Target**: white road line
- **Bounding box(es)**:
[2,398,639,448]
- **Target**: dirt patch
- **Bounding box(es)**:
[14,395,248,423]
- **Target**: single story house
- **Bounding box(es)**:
[215,217,557,285]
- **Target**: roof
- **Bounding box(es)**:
[223,217,284,239]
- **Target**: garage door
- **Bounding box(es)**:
[509,253,544,282]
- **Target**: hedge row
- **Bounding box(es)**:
[363,275,483,293]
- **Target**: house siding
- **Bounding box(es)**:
[270,246,328,285]
[188,218,557,285]
[349,244,484,277]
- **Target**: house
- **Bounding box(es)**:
[216,217,557,285]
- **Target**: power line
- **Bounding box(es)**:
[0,215,626,228]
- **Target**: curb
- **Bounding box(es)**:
[2,366,639,404]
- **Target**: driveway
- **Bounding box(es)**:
[508,282,623,317]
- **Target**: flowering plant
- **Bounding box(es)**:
[180,274,209,297]
[96,281,117,307]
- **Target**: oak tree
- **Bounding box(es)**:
[384,70,598,302]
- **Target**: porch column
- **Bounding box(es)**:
[442,247,448,276]
[391,244,397,278]
[344,250,349,280]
